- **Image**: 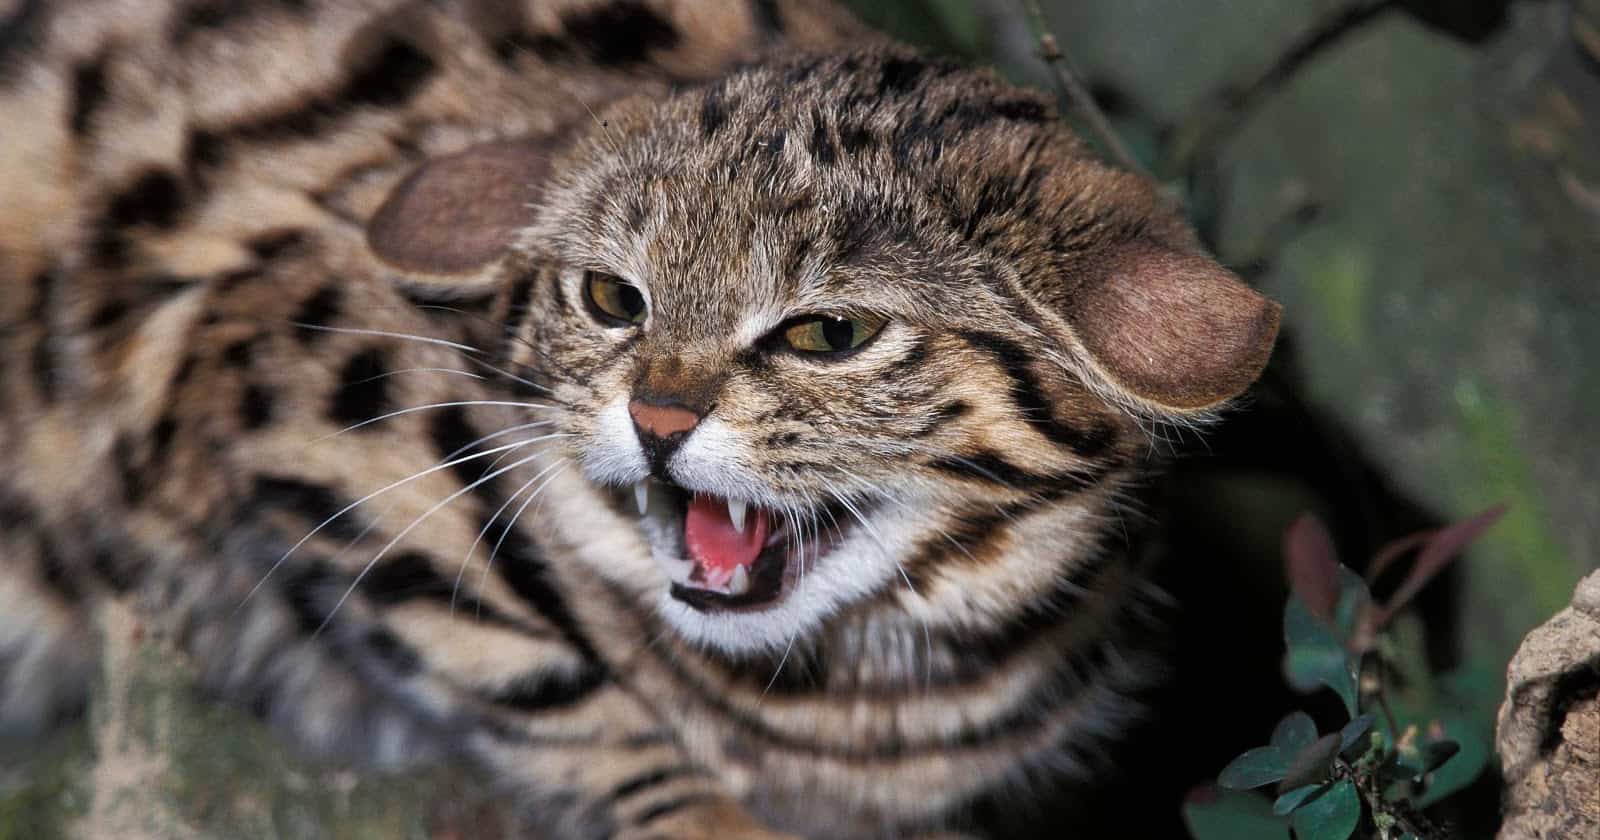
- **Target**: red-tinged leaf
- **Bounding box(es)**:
[1367,531,1431,582]
[1285,514,1341,622]
[1373,504,1508,626]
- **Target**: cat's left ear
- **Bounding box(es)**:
[366,136,562,299]
[1062,242,1282,413]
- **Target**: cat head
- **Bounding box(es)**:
[370,48,1280,655]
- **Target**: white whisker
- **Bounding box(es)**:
[311,400,555,443]
[315,449,552,634]
[236,437,543,611]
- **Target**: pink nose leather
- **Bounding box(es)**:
[628,400,700,438]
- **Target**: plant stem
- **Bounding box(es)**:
[1017,0,1152,180]
[1336,758,1446,840]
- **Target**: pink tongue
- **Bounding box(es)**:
[684,494,770,585]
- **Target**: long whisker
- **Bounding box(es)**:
[343,366,485,387]
[452,456,569,612]
[310,400,556,443]
[475,461,570,618]
[235,437,543,611]
[315,449,551,634]
[289,322,483,353]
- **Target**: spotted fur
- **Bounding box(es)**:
[0,2,1277,837]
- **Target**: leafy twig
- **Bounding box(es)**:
[1017,0,1153,180]
[1160,0,1399,176]
[1338,757,1445,840]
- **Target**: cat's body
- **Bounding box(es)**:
[0,1,1279,837]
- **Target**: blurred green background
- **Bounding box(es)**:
[3,1,1595,837]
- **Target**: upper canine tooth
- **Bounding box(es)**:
[634,482,649,515]
[728,499,748,534]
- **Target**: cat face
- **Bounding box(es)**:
[498,50,1277,654]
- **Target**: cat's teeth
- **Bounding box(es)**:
[728,498,748,534]
[729,564,750,595]
[634,482,649,515]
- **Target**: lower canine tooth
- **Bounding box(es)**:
[729,565,750,595]
[634,482,649,515]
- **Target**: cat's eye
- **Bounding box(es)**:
[780,314,887,356]
[583,272,647,326]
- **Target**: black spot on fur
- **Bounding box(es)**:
[221,337,257,368]
[808,112,837,165]
[329,347,391,429]
[878,56,926,94]
[838,121,874,154]
[241,383,274,429]
[88,298,130,331]
[749,0,783,36]
[364,626,422,675]
[106,170,185,231]
[0,0,52,84]
[363,552,450,604]
[346,39,436,109]
[699,84,730,137]
[169,0,310,46]
[150,415,178,462]
[37,540,83,604]
[292,286,342,344]
[488,661,609,711]
[566,1,680,66]
[635,795,716,828]
[68,53,109,136]
[250,476,368,543]
[609,765,700,803]
[246,231,307,261]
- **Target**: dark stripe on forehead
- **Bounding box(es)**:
[957,330,1118,458]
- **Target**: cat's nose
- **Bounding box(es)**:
[628,400,701,439]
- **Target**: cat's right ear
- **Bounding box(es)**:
[1058,241,1282,414]
[366,136,564,299]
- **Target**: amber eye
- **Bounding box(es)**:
[583,272,647,326]
[780,314,887,356]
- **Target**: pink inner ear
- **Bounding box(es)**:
[1069,244,1282,411]
[366,139,554,276]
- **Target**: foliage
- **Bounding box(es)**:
[1185,506,1506,840]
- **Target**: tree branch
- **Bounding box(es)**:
[1018,0,1153,180]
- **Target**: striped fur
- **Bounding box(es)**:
[0,1,1276,837]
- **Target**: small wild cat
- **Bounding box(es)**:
[0,1,1279,837]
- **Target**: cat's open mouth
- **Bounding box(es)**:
[620,480,856,613]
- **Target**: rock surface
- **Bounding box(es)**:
[1496,570,1600,840]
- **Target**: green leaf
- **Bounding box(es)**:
[1417,719,1491,807]
[1332,566,1372,642]
[1219,746,1289,790]
[1338,714,1376,755]
[1284,597,1361,716]
[1290,778,1361,840]
[1184,787,1291,840]
[1271,711,1318,756]
[1278,733,1343,794]
[1272,783,1326,816]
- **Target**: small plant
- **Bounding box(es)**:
[1185,505,1507,840]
